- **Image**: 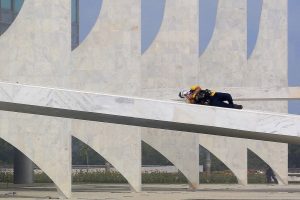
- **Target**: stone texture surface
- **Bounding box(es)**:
[198,0,288,185]
[140,0,200,188]
[140,0,198,93]
[70,0,201,189]
[0,0,71,198]
[216,87,300,101]
[142,130,199,188]
[198,0,247,88]
[69,0,142,191]
[244,0,288,184]
[247,140,288,185]
[0,82,300,144]
[0,0,292,198]
[72,121,141,192]
[199,135,247,185]
[0,112,71,198]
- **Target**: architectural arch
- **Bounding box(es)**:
[248,141,288,185]
[0,111,71,198]
[71,120,141,191]
[199,134,247,185]
[142,129,199,189]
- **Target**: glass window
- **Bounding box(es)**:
[13,0,23,13]
[1,0,12,10]
[71,0,79,50]
[71,0,78,23]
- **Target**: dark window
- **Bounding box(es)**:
[71,0,79,50]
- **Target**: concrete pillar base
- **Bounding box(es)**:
[13,148,34,184]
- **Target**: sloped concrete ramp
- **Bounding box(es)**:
[0,82,300,144]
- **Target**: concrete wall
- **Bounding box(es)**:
[70,0,200,189]
[0,0,71,198]
[246,0,288,184]
[140,0,200,188]
[69,0,142,191]
[142,130,199,188]
[0,0,290,197]
[198,0,288,184]
[199,134,247,185]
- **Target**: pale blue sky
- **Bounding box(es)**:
[78,0,300,114]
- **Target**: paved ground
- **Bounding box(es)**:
[0,183,300,199]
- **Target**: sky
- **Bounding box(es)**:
[77,0,300,115]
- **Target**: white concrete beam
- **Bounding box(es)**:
[0,82,300,144]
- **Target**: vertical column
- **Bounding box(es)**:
[0,0,72,197]
[70,0,142,191]
[13,149,33,184]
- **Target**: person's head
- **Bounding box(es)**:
[190,85,201,92]
[179,90,190,98]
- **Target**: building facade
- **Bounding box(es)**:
[0,0,290,198]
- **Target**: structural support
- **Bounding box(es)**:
[0,82,300,144]
[13,148,33,184]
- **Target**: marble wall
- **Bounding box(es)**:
[0,0,71,198]
[198,0,288,184]
[0,0,292,198]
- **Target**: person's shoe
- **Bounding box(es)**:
[234,104,243,109]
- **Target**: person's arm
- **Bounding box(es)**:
[186,87,201,104]
[186,94,195,104]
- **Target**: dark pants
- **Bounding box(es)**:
[209,92,234,108]
[266,174,278,184]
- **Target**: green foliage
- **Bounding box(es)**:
[247,173,266,184]
[34,172,52,183]
[200,171,237,184]
[0,172,13,183]
[0,171,268,184]
[73,170,128,183]
[142,171,187,184]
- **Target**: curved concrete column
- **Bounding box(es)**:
[142,129,199,188]
[140,0,198,94]
[69,0,140,95]
[244,0,288,112]
[140,0,199,188]
[0,0,71,197]
[0,0,70,86]
[197,0,288,185]
[199,134,288,185]
[247,0,287,88]
[199,134,247,185]
[248,141,288,185]
[0,111,71,198]
[69,0,142,191]
[244,1,288,183]
[198,0,247,87]
[72,121,141,192]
